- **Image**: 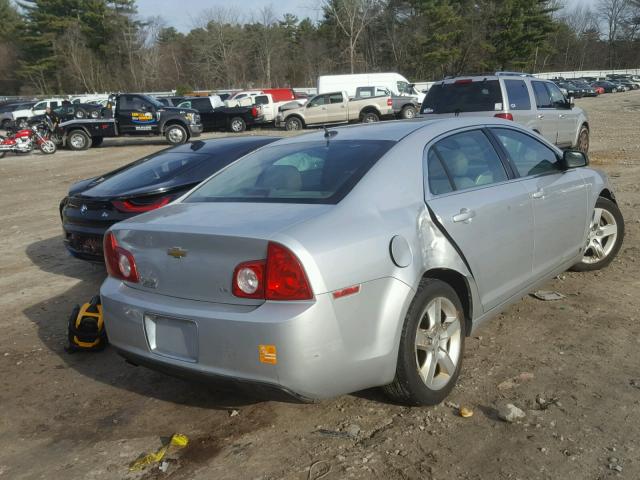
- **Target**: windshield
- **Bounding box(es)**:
[422,80,502,113]
[140,95,165,108]
[186,140,395,204]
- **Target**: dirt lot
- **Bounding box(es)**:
[1,92,639,480]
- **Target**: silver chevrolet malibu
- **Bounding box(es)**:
[101,118,624,405]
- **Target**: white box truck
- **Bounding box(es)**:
[317,72,425,103]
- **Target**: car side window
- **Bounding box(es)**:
[308,95,326,107]
[426,148,454,195]
[193,98,213,111]
[531,81,552,108]
[427,130,508,194]
[545,83,566,107]
[34,101,45,110]
[491,128,560,177]
[254,95,269,106]
[329,93,343,104]
[504,80,531,110]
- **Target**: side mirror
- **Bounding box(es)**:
[561,150,588,169]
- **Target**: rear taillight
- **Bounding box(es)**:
[387,98,393,106]
[112,196,170,213]
[104,232,139,283]
[494,113,514,121]
[251,106,258,117]
[232,242,312,301]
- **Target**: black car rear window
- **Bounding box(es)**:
[186,140,395,204]
[422,80,502,114]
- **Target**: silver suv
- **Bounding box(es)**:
[421,72,590,153]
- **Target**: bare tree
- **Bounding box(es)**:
[322,0,382,73]
[597,0,631,67]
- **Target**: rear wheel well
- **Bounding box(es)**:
[360,107,380,116]
[422,269,472,336]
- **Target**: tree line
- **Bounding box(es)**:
[1,0,640,95]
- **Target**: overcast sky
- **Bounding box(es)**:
[136,0,322,31]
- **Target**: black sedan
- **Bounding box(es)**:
[60,136,279,261]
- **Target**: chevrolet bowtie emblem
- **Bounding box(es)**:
[167,247,187,259]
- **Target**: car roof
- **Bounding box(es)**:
[273,117,525,145]
[169,136,281,155]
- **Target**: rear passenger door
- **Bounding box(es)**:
[425,129,534,312]
[545,82,579,147]
[531,81,559,145]
[192,98,215,130]
[490,127,589,278]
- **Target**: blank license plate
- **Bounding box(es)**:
[144,314,198,362]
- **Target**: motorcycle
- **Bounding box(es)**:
[0,120,57,159]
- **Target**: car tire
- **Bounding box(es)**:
[284,117,303,131]
[571,197,624,272]
[229,117,246,133]
[1,119,11,129]
[384,279,466,406]
[401,106,417,119]
[67,130,91,151]
[165,124,187,145]
[91,136,104,147]
[16,118,28,129]
[577,125,589,154]
[361,111,379,123]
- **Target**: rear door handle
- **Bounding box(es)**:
[532,189,545,199]
[559,113,566,118]
[537,114,544,119]
[452,208,476,223]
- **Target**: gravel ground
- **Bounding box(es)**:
[0,92,639,480]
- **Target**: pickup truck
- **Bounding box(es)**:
[355,86,420,119]
[57,93,202,150]
[10,98,66,128]
[177,96,263,133]
[275,91,394,131]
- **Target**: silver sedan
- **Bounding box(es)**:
[100,118,624,405]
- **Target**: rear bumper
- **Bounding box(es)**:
[100,276,412,400]
[62,223,110,261]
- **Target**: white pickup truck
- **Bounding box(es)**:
[11,98,66,128]
[275,91,394,130]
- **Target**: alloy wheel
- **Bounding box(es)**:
[70,134,86,149]
[168,127,184,143]
[414,296,462,391]
[582,207,618,264]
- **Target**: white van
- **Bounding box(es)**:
[317,72,425,102]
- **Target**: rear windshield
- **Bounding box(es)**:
[422,80,502,114]
[186,140,395,204]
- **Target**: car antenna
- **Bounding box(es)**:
[323,125,338,140]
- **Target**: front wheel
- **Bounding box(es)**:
[40,140,57,154]
[571,197,624,272]
[577,125,589,154]
[384,279,465,405]
[229,117,246,133]
[284,117,303,131]
[165,124,187,145]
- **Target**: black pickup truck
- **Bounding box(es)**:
[176,96,263,133]
[57,94,202,150]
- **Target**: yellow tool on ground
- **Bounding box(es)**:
[66,295,108,352]
[129,434,189,471]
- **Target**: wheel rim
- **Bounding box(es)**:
[363,114,378,123]
[286,119,300,131]
[70,134,86,149]
[582,207,618,264]
[414,296,462,391]
[404,108,416,119]
[168,127,184,143]
[578,129,589,153]
[41,140,56,153]
[231,120,243,132]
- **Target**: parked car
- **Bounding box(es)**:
[421,73,590,152]
[0,101,36,129]
[58,93,202,150]
[591,81,619,93]
[318,72,425,103]
[276,91,394,130]
[69,94,109,104]
[569,80,598,97]
[100,117,624,404]
[355,86,421,119]
[229,89,296,103]
[608,80,629,92]
[177,96,263,133]
[10,98,66,128]
[60,136,279,261]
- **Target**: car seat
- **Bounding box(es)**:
[257,165,302,191]
[446,150,475,189]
